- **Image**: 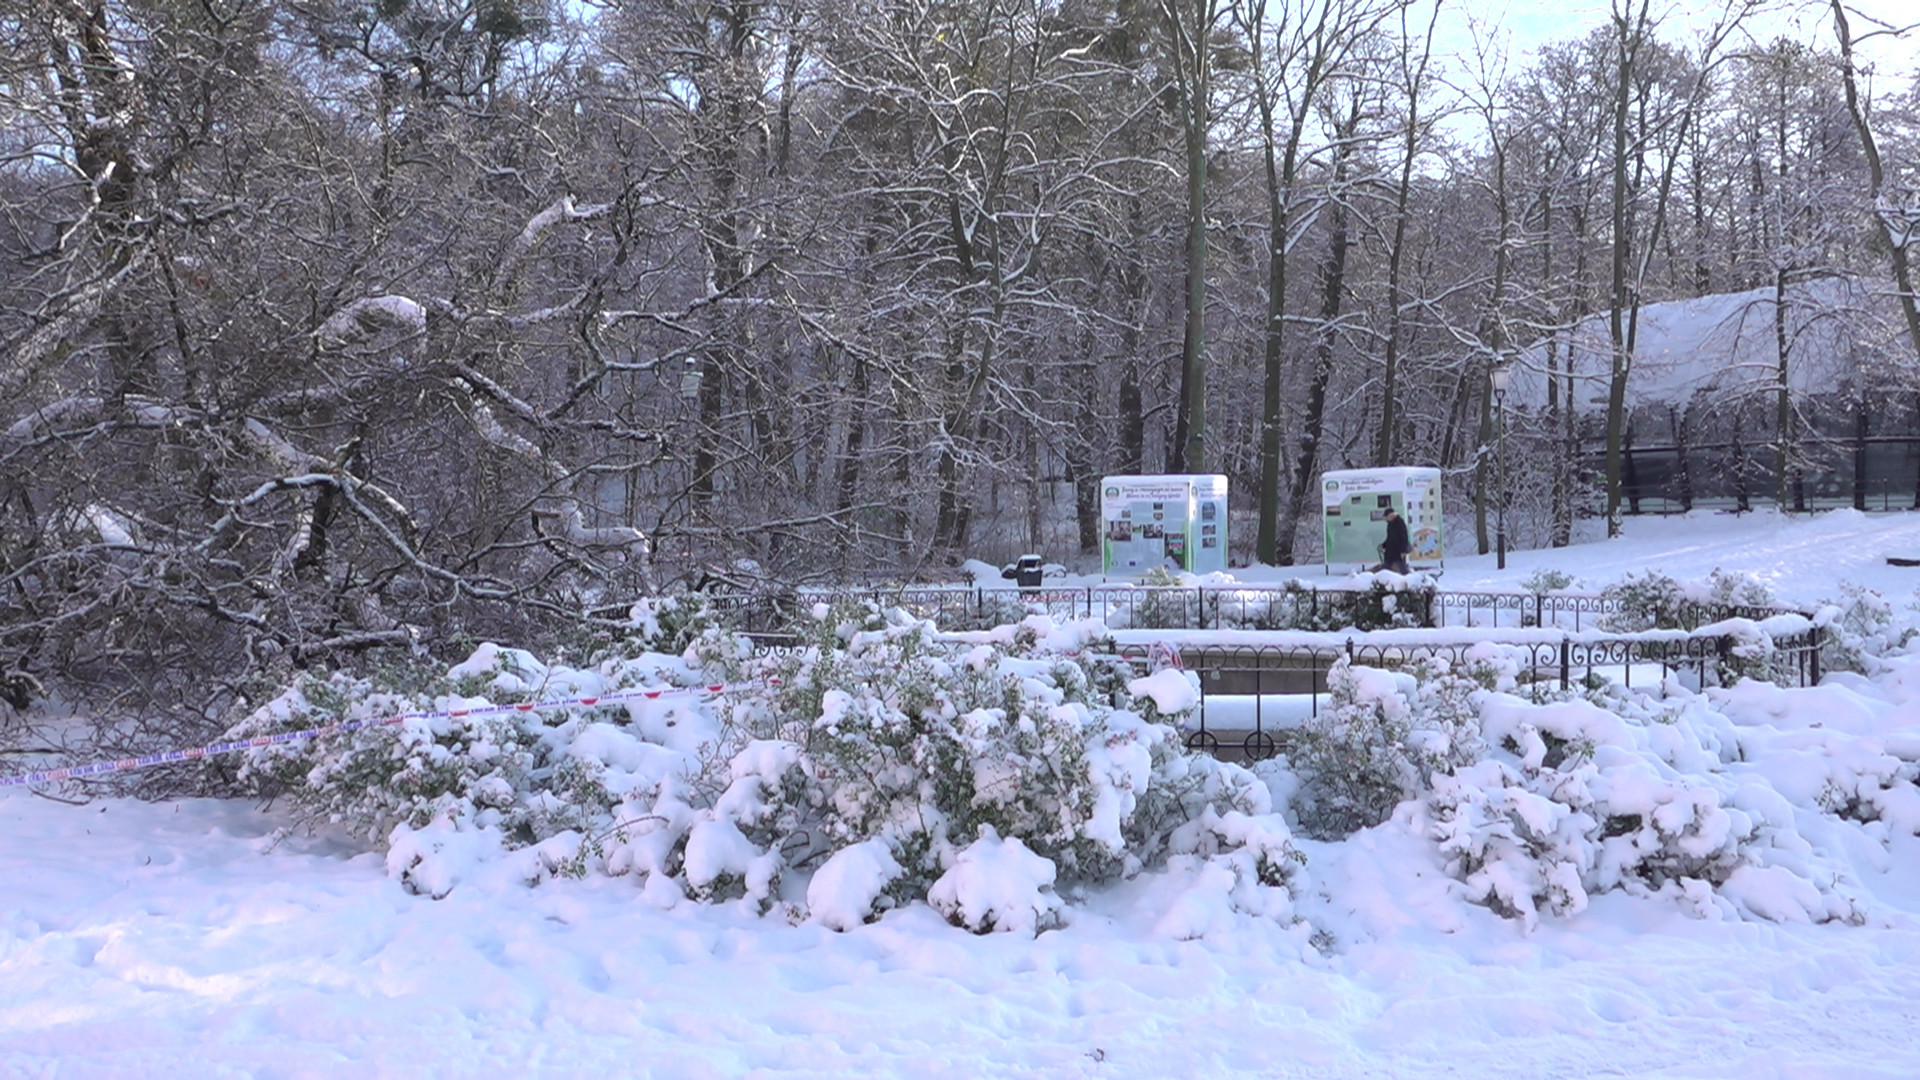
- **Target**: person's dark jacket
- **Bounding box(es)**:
[1383,514,1411,563]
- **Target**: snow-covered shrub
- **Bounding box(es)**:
[1168,805,1302,886]
[1288,663,1419,839]
[617,594,724,656]
[1203,580,1310,630]
[807,839,906,931]
[227,603,1303,931]
[1231,578,1434,632]
[943,591,1036,632]
[1338,578,1435,631]
[1522,569,1576,595]
[224,639,692,859]
[1426,761,1592,928]
[708,604,1287,920]
[1813,749,1920,832]
[230,670,533,843]
[927,827,1065,934]
[1703,619,1782,686]
[1254,581,1320,630]
[1425,686,1867,928]
[1602,569,1781,633]
[1288,654,1500,839]
[1267,648,1866,927]
[1599,571,1689,631]
[1711,676,1920,837]
[1428,747,1777,930]
[1118,569,1201,629]
[1702,567,1777,611]
[1520,570,1577,627]
[1147,806,1307,938]
[1816,583,1916,674]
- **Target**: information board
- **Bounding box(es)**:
[1100,475,1229,577]
[1320,467,1444,572]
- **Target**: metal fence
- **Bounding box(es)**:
[705,583,1803,635]
[706,584,1825,764]
[1117,627,1824,762]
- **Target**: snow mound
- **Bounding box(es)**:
[928,827,1063,935]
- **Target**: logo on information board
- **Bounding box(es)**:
[1324,480,1339,492]
[1104,486,1119,498]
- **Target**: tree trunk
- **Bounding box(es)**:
[1602,3,1641,537]
[1374,3,1440,468]
[1164,0,1217,474]
[1276,102,1361,565]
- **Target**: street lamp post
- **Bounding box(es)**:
[1491,363,1511,571]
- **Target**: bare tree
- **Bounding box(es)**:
[1829,0,1920,365]
[1237,0,1404,564]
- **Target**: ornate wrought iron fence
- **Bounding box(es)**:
[702,584,1822,763]
[1101,625,1823,762]
[705,583,1806,635]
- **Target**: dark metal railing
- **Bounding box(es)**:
[1107,625,1823,762]
[709,583,1824,763]
[703,583,1805,635]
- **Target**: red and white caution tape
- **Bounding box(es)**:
[0,677,780,789]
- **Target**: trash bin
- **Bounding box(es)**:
[1003,554,1044,590]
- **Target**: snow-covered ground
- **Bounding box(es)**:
[8,508,1920,1079]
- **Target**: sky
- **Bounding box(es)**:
[1453,0,1919,77]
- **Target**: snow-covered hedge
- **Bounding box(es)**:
[1210,576,1438,632]
[223,602,1302,934]
[1420,680,1874,930]
[1279,643,1910,929]
[1815,582,1917,674]
[222,580,1920,936]
[1598,568,1779,632]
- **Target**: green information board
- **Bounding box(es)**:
[1320,467,1443,572]
[1100,475,1228,577]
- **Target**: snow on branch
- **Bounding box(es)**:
[498,196,613,283]
[241,417,330,473]
[0,246,153,400]
[5,396,199,442]
[457,382,652,569]
[317,295,428,344]
[465,397,565,482]
[235,417,417,538]
[532,505,651,555]
[5,397,105,441]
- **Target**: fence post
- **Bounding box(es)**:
[1559,636,1571,690]
[1809,625,1823,687]
[1346,637,1356,665]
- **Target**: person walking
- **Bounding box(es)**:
[1374,509,1411,574]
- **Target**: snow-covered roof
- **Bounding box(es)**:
[1511,278,1889,412]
